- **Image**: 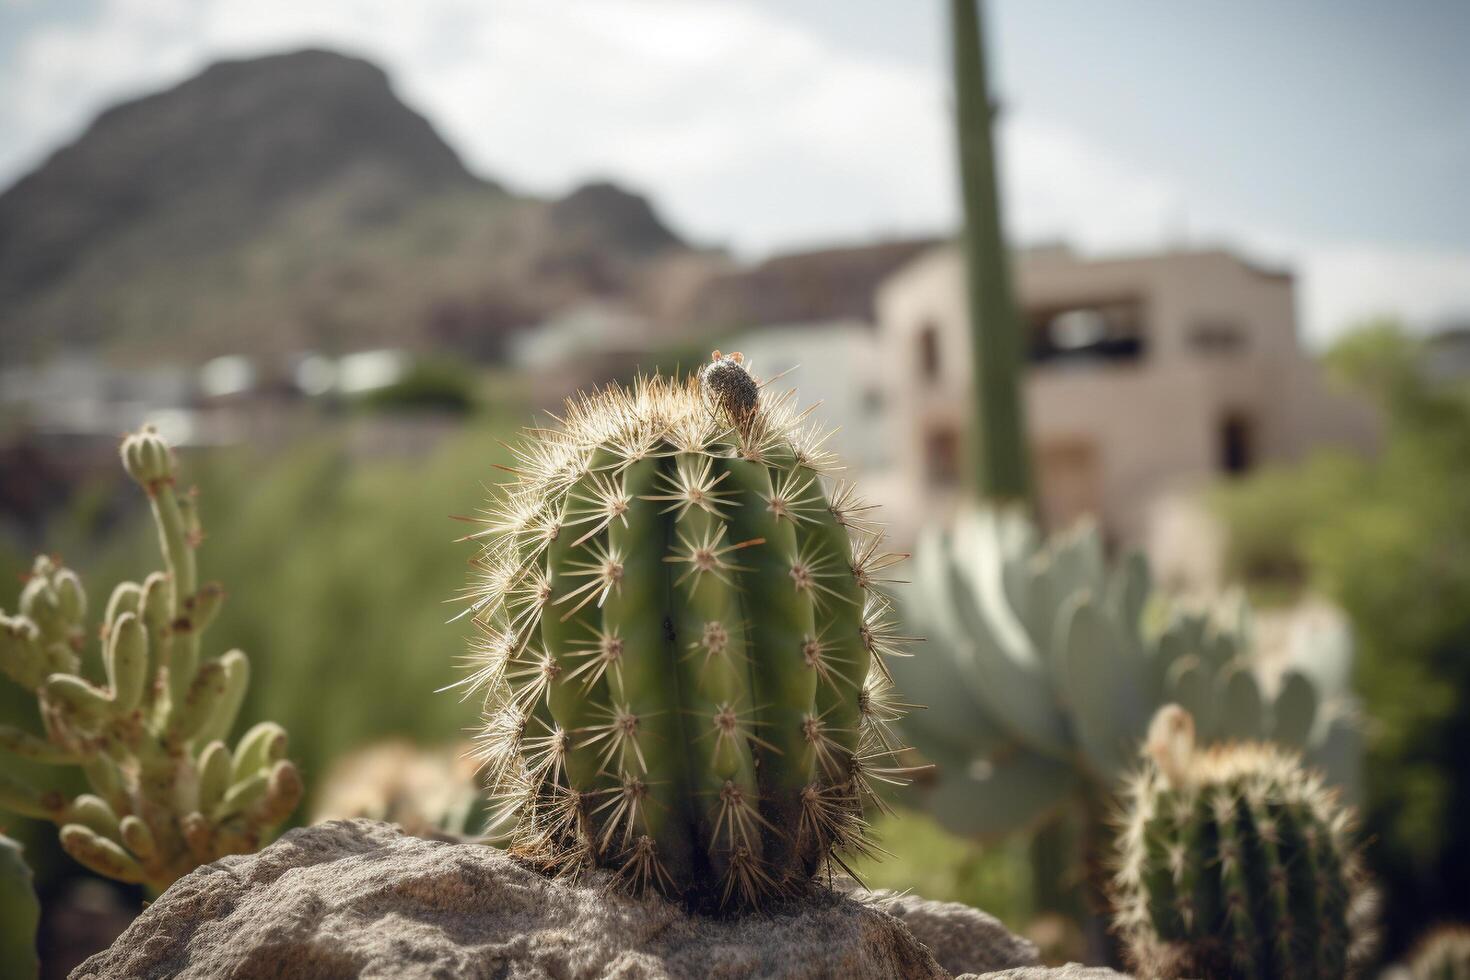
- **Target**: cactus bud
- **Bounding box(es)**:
[254,760,303,827]
[54,568,86,625]
[1143,703,1195,789]
[64,794,122,843]
[43,674,113,727]
[231,722,287,781]
[700,350,760,435]
[120,426,175,489]
[213,770,268,822]
[192,650,250,746]
[0,615,47,690]
[59,824,144,885]
[19,568,59,636]
[105,613,148,711]
[197,740,232,813]
[181,811,213,863]
[119,815,156,862]
[140,572,171,633]
[102,582,143,639]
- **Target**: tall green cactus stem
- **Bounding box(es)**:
[462,354,914,908]
[952,0,1030,502]
[0,426,301,894]
[1112,705,1376,979]
[0,833,40,980]
[1408,926,1470,980]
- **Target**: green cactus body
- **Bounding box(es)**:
[464,356,910,908]
[1113,706,1376,979]
[0,427,301,894]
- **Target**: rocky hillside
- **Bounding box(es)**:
[0,49,695,363]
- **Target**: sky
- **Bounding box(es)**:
[1,0,1467,345]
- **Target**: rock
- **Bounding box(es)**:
[849,889,1041,976]
[73,818,1030,980]
[961,966,1133,979]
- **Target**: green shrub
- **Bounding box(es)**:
[1214,321,1470,957]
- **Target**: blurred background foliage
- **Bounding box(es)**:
[1214,321,1470,955]
[4,321,1467,968]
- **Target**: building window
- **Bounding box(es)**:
[1219,412,1254,475]
[1190,318,1248,355]
[918,322,941,380]
[1026,298,1146,364]
[862,386,884,416]
[924,424,962,486]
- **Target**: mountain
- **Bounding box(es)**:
[0,49,693,363]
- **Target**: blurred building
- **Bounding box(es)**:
[724,320,891,475]
[870,245,1380,546]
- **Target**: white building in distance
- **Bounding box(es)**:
[870,244,1380,549]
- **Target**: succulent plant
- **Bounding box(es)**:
[0,833,40,979]
[892,505,1361,841]
[1408,926,1470,980]
[0,427,301,893]
[1112,705,1376,979]
[458,353,913,908]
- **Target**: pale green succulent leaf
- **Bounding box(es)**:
[921,737,1080,840]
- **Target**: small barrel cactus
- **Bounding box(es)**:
[1408,926,1470,980]
[0,426,301,893]
[1112,705,1376,979]
[459,353,913,908]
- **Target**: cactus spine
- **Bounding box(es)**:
[1408,927,1470,980]
[462,354,913,908]
[0,426,301,893]
[1112,705,1376,979]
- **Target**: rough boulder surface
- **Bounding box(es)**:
[73,819,1077,979]
[846,887,1042,976]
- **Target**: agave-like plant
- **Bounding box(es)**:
[892,506,1361,844]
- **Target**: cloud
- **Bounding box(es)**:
[1295,244,1470,345]
[0,0,1465,344]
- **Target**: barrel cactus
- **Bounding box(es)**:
[0,427,301,893]
[892,505,1362,841]
[1408,926,1470,980]
[458,353,912,908]
[1112,704,1376,979]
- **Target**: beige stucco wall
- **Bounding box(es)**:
[873,245,1380,548]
